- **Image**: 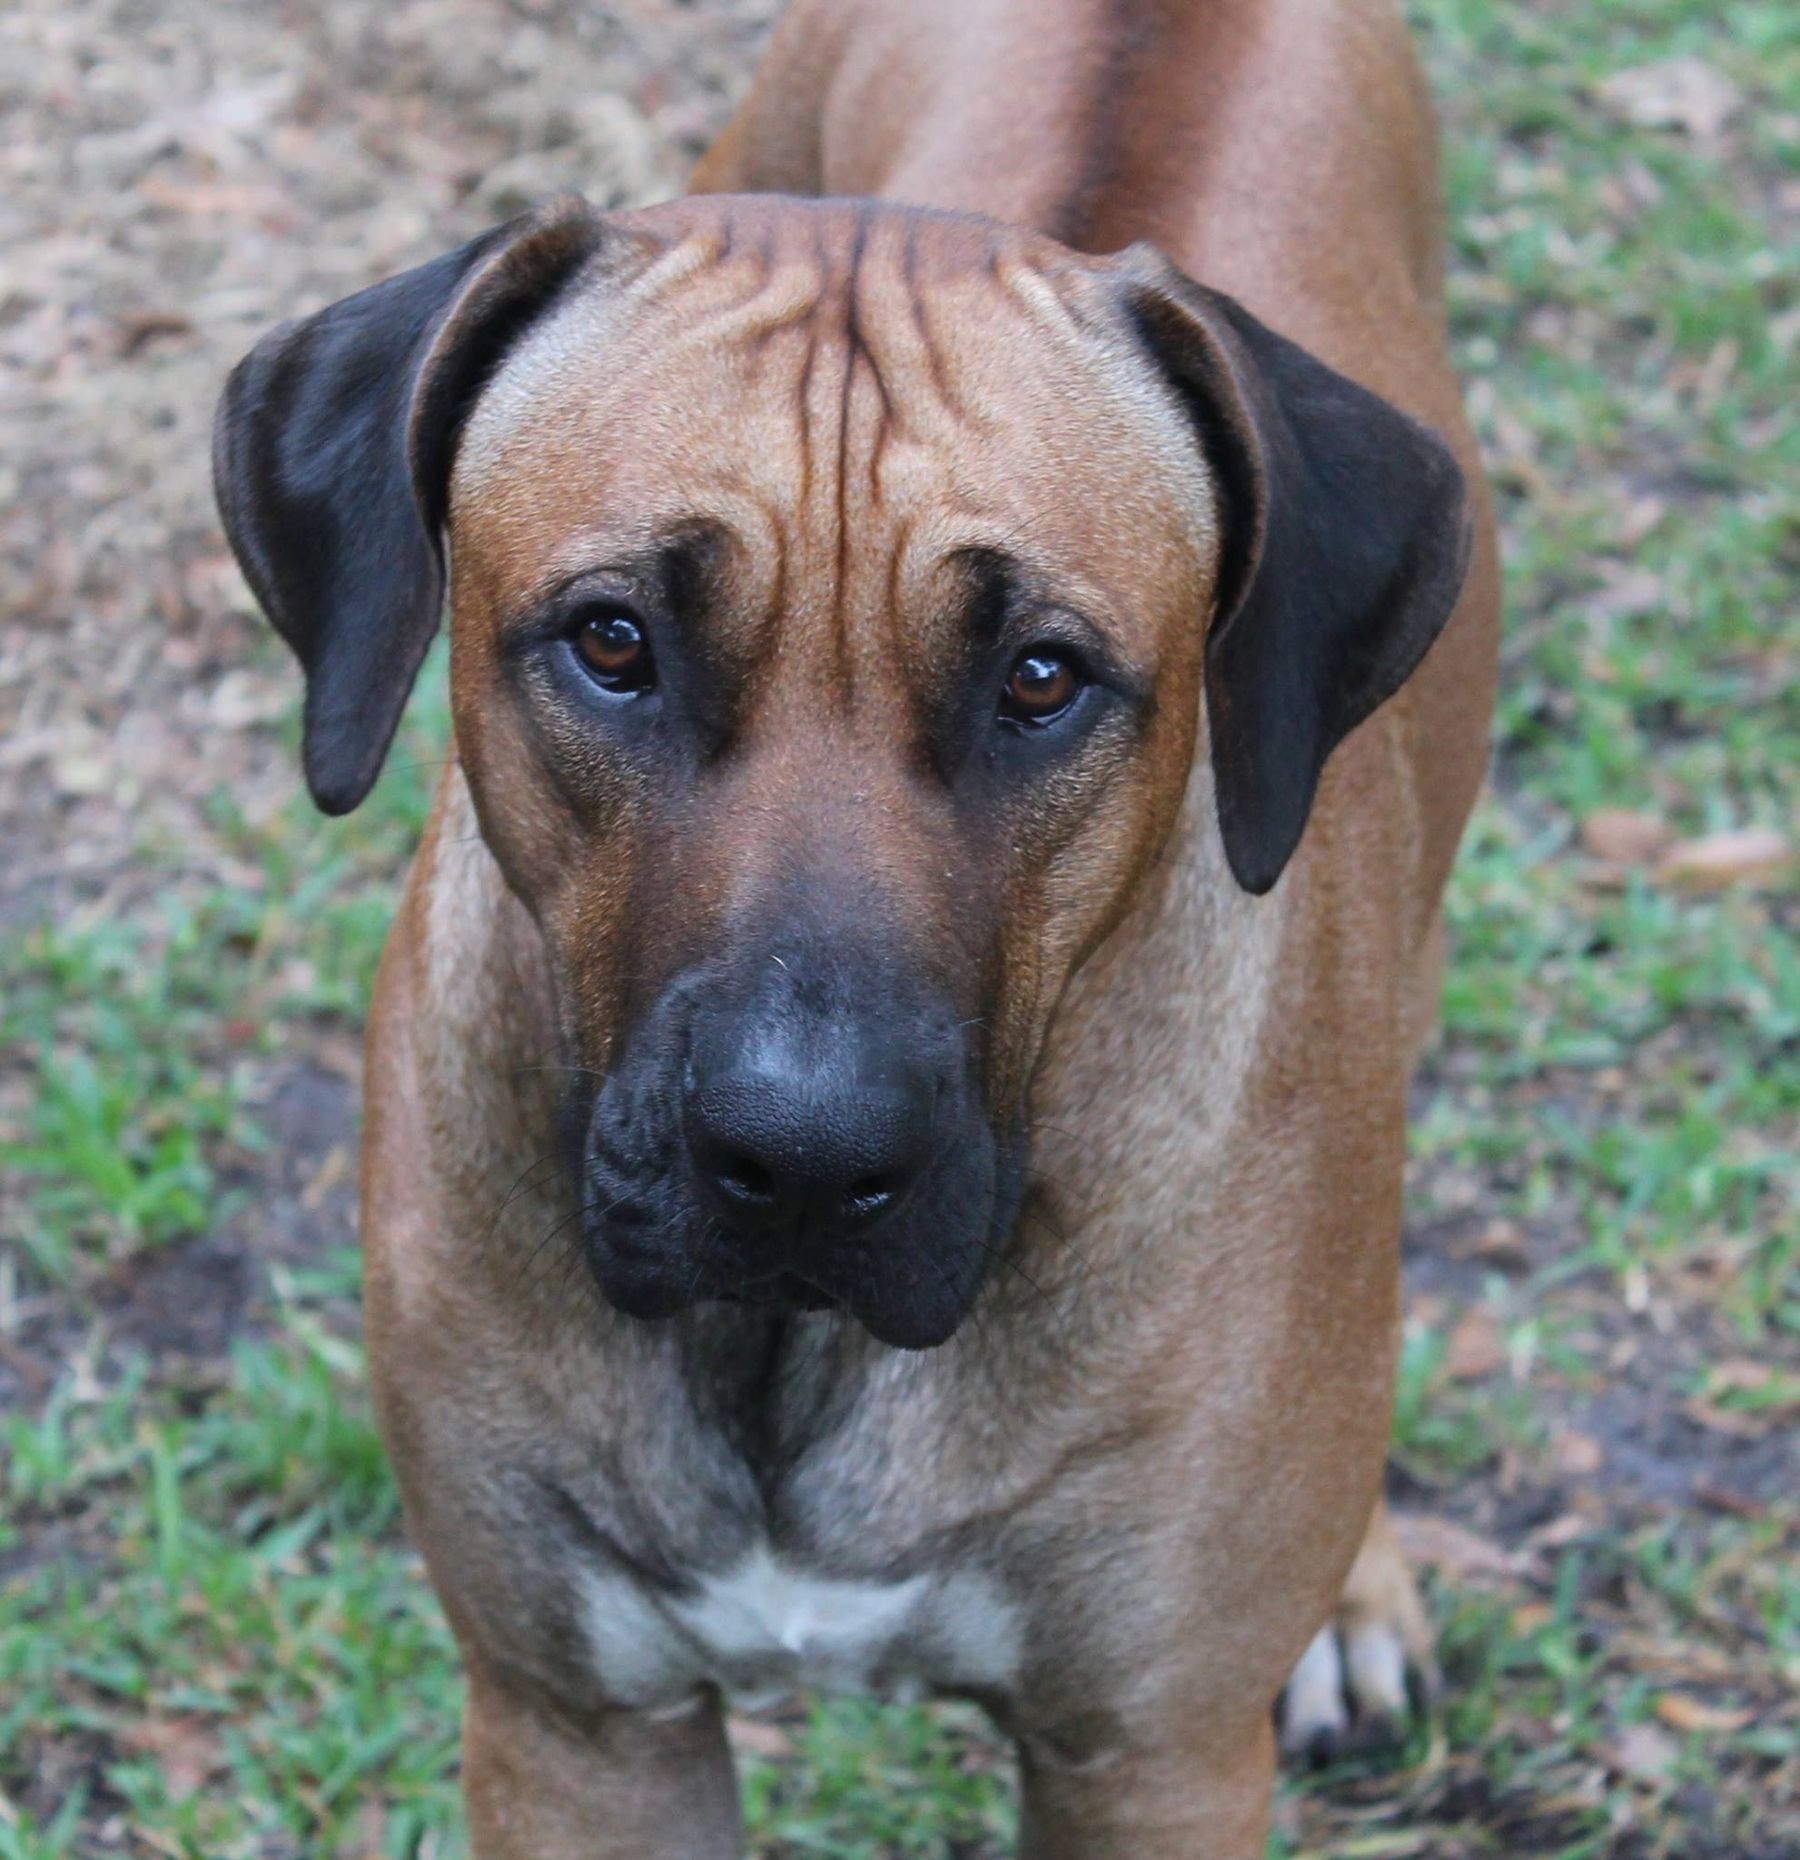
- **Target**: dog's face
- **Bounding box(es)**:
[442,201,1213,1344]
[215,194,1468,1348]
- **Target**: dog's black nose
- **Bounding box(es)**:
[686,1048,935,1239]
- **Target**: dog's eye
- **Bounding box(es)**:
[572,609,656,694]
[998,649,1081,727]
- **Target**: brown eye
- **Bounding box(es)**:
[572,609,655,693]
[999,649,1081,726]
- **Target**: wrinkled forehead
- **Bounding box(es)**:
[450,200,1214,615]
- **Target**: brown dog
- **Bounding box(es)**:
[213,0,1497,1851]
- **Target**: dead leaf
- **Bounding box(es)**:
[1526,1512,1594,1552]
[1586,564,1664,624]
[1553,1429,1605,1478]
[1477,1218,1531,1269]
[1580,808,1672,867]
[1656,827,1794,892]
[114,310,196,357]
[1683,1398,1770,1440]
[1455,1216,1531,1272]
[301,1143,352,1212]
[1612,1720,1680,1781]
[120,1716,218,1799]
[1654,1693,1755,1735]
[1445,1306,1505,1381]
[1692,1480,1767,1520]
[1697,1363,1800,1424]
[1599,58,1743,140]
[1617,493,1667,548]
[1707,1358,1777,1396]
[136,170,287,220]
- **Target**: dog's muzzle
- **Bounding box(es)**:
[575,936,1017,1349]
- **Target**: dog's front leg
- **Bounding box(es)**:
[1017,1717,1274,1860]
[463,1676,743,1860]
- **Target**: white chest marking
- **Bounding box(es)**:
[674,1546,928,1676]
[577,1544,1021,1711]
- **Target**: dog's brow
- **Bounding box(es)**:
[502,525,723,625]
[951,547,1014,645]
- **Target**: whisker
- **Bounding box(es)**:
[481,1152,571,1253]
[511,1182,634,1298]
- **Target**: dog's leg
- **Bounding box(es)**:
[1018,1719,1274,1860]
[463,1677,744,1860]
[1275,900,1450,1767]
[1275,908,1450,1766]
[1278,1497,1439,1761]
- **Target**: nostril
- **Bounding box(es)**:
[845,1172,901,1216]
[714,1150,775,1205]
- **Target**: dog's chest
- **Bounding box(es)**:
[576,1543,1022,1711]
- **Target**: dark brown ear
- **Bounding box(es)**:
[1112,247,1473,895]
[212,195,606,814]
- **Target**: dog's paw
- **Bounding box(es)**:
[1278,1503,1438,1766]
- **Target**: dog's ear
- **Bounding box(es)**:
[213,195,606,814]
[1109,247,1472,895]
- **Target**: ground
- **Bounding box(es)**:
[1,1,1796,1855]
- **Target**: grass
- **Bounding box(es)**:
[2,0,1798,1854]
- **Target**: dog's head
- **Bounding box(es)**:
[215,195,1468,1347]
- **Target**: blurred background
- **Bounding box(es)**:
[1,2,1796,1855]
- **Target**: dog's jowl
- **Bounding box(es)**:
[214,0,1498,1853]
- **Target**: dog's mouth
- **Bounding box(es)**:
[580,1187,1000,1347]
[726,1268,840,1314]
[575,1114,1029,1350]
[564,936,1028,1348]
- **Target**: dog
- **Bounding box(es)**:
[212,0,1498,1851]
